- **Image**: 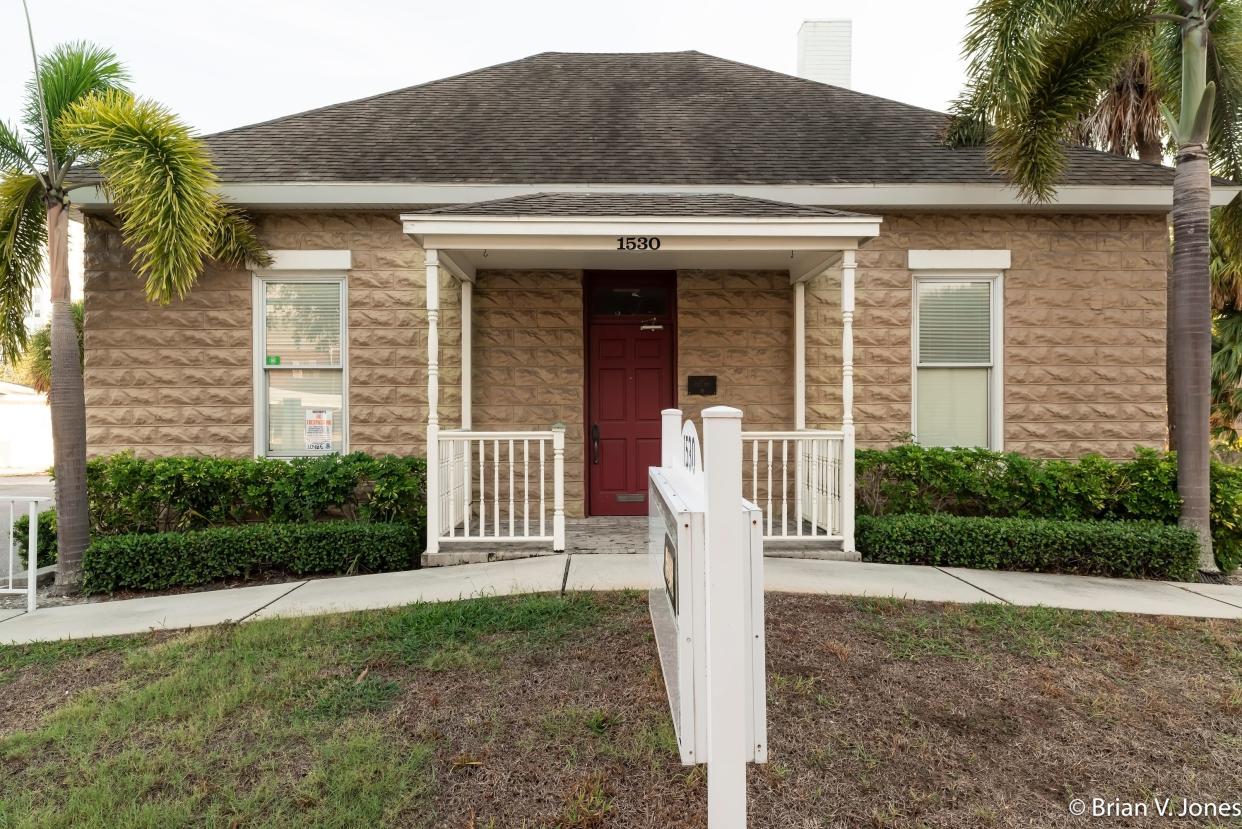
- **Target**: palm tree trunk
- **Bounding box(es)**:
[45,197,90,592]
[1170,145,1217,573]
[1138,137,1163,164]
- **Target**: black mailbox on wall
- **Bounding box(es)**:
[687,375,717,396]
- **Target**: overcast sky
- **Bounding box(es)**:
[2,0,976,137]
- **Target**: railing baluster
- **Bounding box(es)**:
[795,439,804,537]
[464,438,472,538]
[765,439,773,537]
[810,439,819,537]
[745,439,755,507]
[493,439,500,537]
[539,439,546,537]
[780,439,788,537]
[446,438,456,537]
[479,439,486,537]
[523,439,530,537]
[6,501,13,591]
[508,439,516,538]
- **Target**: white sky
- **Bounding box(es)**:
[2,0,976,137]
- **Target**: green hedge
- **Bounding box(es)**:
[856,445,1242,573]
[856,514,1201,581]
[85,452,426,534]
[82,521,420,594]
[13,511,57,567]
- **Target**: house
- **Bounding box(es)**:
[73,50,1240,565]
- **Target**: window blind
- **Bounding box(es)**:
[264,282,342,366]
[916,281,991,365]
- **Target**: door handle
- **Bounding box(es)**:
[591,424,600,464]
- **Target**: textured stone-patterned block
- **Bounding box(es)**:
[82,209,1170,469]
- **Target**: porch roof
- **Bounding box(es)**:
[401,192,881,277]
[410,192,870,218]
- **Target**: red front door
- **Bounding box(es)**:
[586,272,676,516]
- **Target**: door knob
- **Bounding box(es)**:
[591,424,600,464]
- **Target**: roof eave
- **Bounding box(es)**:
[71,181,1240,212]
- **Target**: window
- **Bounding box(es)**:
[913,276,1002,448]
[256,277,347,456]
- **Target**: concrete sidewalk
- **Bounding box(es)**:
[1,555,1239,645]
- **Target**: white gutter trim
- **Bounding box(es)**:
[71,181,1242,211]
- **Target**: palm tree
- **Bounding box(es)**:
[1,28,268,591]
[947,0,1242,575]
[1211,222,1242,443]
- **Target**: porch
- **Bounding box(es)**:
[401,193,882,566]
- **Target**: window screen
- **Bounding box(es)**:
[915,279,995,448]
[260,280,345,456]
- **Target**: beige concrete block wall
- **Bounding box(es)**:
[676,270,794,431]
[83,220,253,457]
[471,270,586,517]
[83,209,1168,477]
[845,212,1169,458]
[84,212,460,459]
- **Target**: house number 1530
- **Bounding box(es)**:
[616,236,661,250]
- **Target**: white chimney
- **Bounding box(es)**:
[797,20,852,89]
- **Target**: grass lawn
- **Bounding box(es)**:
[1,591,1239,828]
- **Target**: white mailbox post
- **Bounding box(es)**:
[649,406,766,828]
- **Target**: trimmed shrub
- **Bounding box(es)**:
[85,452,426,534]
[13,510,57,567]
[856,514,1201,581]
[82,521,420,594]
[856,444,1241,573]
[1210,461,1242,573]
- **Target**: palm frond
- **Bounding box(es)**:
[23,41,129,174]
[209,200,272,268]
[0,172,48,361]
[17,299,82,395]
[987,1,1158,201]
[59,90,216,304]
[0,121,35,173]
[1076,51,1168,160]
[1211,309,1242,440]
[947,0,1098,147]
[1212,199,1242,309]
[1206,0,1242,180]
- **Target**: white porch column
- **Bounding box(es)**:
[794,281,807,430]
[460,279,472,430]
[425,249,441,556]
[840,249,856,553]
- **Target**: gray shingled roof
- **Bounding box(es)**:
[196,51,1182,188]
[412,193,871,217]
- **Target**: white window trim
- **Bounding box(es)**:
[910,267,1005,451]
[252,270,350,458]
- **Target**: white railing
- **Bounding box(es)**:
[2,497,51,613]
[435,426,565,550]
[742,431,845,540]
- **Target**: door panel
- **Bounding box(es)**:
[587,313,675,516]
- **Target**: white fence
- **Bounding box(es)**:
[742,431,845,541]
[2,497,50,613]
[434,427,566,550]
